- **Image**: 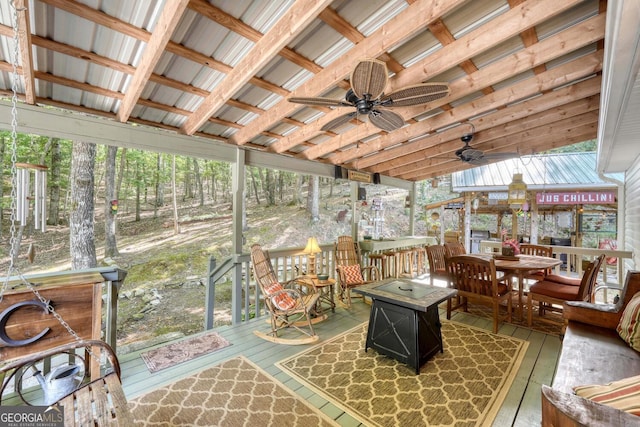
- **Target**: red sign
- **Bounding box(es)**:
[536,191,616,205]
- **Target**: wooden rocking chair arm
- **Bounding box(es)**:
[361,265,381,280]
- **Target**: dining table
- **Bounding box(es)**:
[489,254,563,320]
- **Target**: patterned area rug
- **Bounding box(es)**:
[452,301,564,336]
[129,356,338,426]
[140,331,231,373]
[277,321,528,427]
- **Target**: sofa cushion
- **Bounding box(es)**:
[573,374,640,416]
[617,292,640,352]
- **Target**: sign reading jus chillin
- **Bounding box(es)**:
[536,191,616,205]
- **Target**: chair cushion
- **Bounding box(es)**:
[573,374,640,416]
[617,292,640,352]
[544,274,581,286]
[529,280,580,300]
[264,282,297,310]
[340,264,364,285]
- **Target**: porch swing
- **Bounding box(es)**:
[0,3,133,424]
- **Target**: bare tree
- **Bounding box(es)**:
[47,139,61,226]
[307,175,319,222]
[104,145,119,258]
[70,141,97,269]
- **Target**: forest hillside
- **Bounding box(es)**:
[2,176,437,351]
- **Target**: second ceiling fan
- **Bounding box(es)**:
[288,58,450,132]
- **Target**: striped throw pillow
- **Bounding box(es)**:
[617,291,640,352]
[574,374,640,416]
[264,282,296,310]
[340,264,364,285]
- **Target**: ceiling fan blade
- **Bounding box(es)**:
[368,109,405,131]
[467,158,489,166]
[379,83,450,107]
[288,96,352,107]
[350,59,388,100]
[321,111,357,131]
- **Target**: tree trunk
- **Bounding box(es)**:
[250,168,260,204]
[0,136,4,235]
[135,155,141,221]
[70,141,97,269]
[47,139,61,226]
[265,169,275,206]
[194,158,204,206]
[307,175,320,222]
[104,145,119,258]
[292,174,302,205]
[154,153,164,218]
[172,155,180,234]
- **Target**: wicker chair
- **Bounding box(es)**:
[527,254,605,326]
[426,244,450,287]
[250,243,323,344]
[0,339,134,424]
[446,255,513,333]
[334,235,380,307]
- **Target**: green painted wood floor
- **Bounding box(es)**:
[118,295,561,427]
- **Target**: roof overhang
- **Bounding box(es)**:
[597,0,640,174]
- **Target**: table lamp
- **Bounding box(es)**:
[303,237,321,275]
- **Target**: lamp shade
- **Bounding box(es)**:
[303,237,321,254]
[507,173,527,207]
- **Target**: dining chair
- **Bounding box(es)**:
[519,243,554,282]
[426,244,450,287]
[527,254,605,326]
[250,243,322,344]
[334,235,380,307]
[444,242,466,257]
[445,255,513,333]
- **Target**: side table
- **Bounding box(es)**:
[297,276,336,315]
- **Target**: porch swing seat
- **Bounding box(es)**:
[0,339,134,426]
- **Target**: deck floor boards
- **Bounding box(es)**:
[119,297,560,426]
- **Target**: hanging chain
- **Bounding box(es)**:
[1,2,94,358]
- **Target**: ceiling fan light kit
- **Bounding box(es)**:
[288,59,450,132]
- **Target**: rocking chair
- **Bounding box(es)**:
[250,244,323,345]
[334,235,380,307]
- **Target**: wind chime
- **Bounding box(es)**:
[0,3,100,399]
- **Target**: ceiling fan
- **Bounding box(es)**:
[453,124,520,165]
[288,58,449,132]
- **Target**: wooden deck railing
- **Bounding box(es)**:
[479,240,633,303]
[205,241,634,328]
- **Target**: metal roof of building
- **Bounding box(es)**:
[451,152,624,192]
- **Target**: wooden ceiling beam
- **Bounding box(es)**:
[398,125,598,181]
[394,114,599,180]
[284,0,597,159]
[117,0,190,123]
[231,0,466,147]
[330,31,605,167]
[347,70,601,169]
[181,0,333,135]
[372,99,600,175]
[14,0,36,104]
